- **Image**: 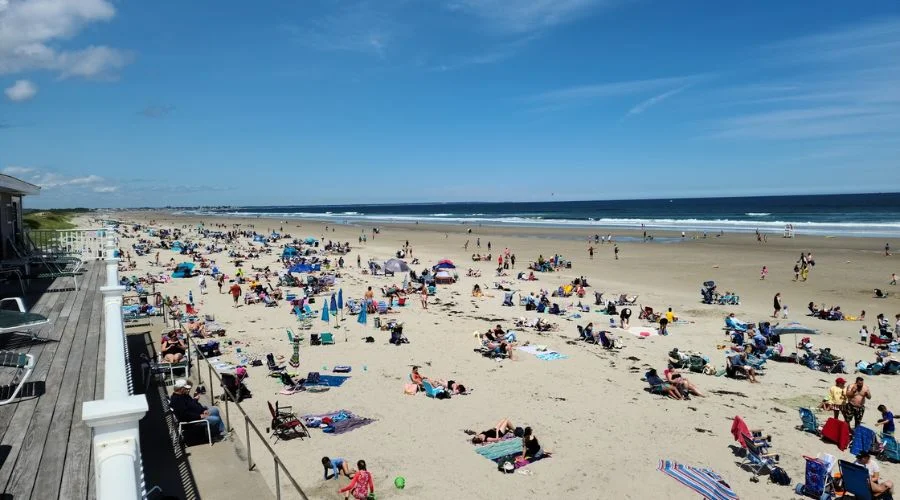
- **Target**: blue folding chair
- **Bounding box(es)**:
[798,407,821,435]
[740,432,779,481]
[838,459,890,500]
[851,426,878,456]
[880,433,900,463]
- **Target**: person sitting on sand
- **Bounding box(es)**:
[472,284,483,297]
[519,427,544,461]
[339,460,374,500]
[411,366,425,389]
[645,368,683,399]
[725,313,748,332]
[471,418,519,444]
[664,368,704,397]
[322,456,354,480]
[427,378,467,395]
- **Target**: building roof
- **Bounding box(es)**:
[0,174,41,196]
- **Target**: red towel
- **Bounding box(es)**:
[821,417,851,451]
[731,416,751,447]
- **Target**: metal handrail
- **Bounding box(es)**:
[182,325,309,500]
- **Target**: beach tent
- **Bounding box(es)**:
[304,237,318,245]
[433,259,456,270]
[289,263,321,273]
[172,262,195,278]
[171,240,183,252]
[282,247,299,259]
[384,258,410,274]
[253,235,265,243]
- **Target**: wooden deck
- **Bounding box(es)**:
[0,262,104,500]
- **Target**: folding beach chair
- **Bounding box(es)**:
[319,332,335,345]
[740,432,779,481]
[798,407,821,435]
[838,459,890,500]
[267,401,308,443]
[851,426,879,456]
[0,351,35,405]
[0,297,49,341]
[880,433,900,463]
[422,380,446,399]
[165,397,213,446]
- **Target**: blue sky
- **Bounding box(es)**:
[1,0,899,208]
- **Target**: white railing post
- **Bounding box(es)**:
[82,226,147,500]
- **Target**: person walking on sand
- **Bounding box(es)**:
[887,243,892,257]
[464,240,469,250]
[589,246,594,259]
[357,254,361,268]
[773,293,782,318]
[217,274,224,294]
[420,286,428,310]
[793,263,800,281]
[230,282,242,308]
[891,273,897,286]
[760,266,768,280]
[198,274,207,295]
[614,244,619,260]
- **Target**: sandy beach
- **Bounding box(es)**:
[93,211,899,499]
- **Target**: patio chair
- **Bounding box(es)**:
[166,397,212,446]
[0,297,49,341]
[0,351,35,405]
[422,380,446,398]
[319,332,335,345]
[267,401,309,443]
[880,433,900,463]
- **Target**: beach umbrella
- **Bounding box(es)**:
[657,460,739,500]
[321,303,330,323]
[330,293,338,313]
[772,323,818,335]
[338,289,344,320]
[384,258,410,273]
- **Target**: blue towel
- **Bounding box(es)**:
[850,426,876,456]
[307,375,350,387]
[476,438,523,461]
[536,352,568,361]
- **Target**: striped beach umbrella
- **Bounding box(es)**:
[657,460,739,500]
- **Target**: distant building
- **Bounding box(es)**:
[0,173,41,261]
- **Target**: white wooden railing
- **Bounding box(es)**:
[82,228,148,500]
[26,228,109,259]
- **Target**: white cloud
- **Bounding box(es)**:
[1,166,35,176]
[0,0,131,79]
[282,1,396,57]
[4,79,37,101]
[92,185,118,193]
[447,0,609,34]
[626,85,690,116]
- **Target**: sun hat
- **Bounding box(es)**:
[174,379,192,389]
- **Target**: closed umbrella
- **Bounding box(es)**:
[338,289,344,320]
[358,304,367,325]
[330,293,338,313]
[321,303,330,323]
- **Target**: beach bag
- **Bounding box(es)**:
[769,467,791,486]
[497,460,515,473]
[404,383,418,395]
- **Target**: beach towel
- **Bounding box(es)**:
[517,345,568,361]
[850,425,877,456]
[821,418,851,451]
[629,326,659,338]
[305,375,350,387]
[476,438,523,461]
[658,460,739,500]
[730,416,752,448]
[301,409,374,435]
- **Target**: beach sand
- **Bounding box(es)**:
[93,212,899,499]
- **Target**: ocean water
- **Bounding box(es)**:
[194,193,900,238]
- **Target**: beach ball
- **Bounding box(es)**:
[394,476,406,489]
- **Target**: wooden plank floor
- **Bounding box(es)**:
[0,262,103,500]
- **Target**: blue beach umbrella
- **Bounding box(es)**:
[338,289,344,310]
[330,293,338,313]
[358,304,367,325]
[321,304,330,323]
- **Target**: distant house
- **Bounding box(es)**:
[0,173,41,261]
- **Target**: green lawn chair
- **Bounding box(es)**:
[320,332,335,345]
[0,351,36,405]
[0,297,49,340]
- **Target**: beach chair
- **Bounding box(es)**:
[851,426,879,456]
[267,401,308,443]
[0,297,49,341]
[421,380,446,399]
[740,432,780,481]
[376,301,388,314]
[166,397,213,446]
[502,292,514,307]
[319,332,335,345]
[797,408,821,435]
[0,351,36,405]
[880,433,900,463]
[838,459,890,500]
[794,455,834,499]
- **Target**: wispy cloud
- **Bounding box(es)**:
[0,0,132,79]
[281,1,397,58]
[710,19,900,141]
[432,35,537,71]
[139,104,175,118]
[446,0,611,34]
[92,185,118,193]
[529,75,706,112]
[626,85,690,116]
[1,166,35,176]
[4,79,37,101]
[1,166,118,191]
